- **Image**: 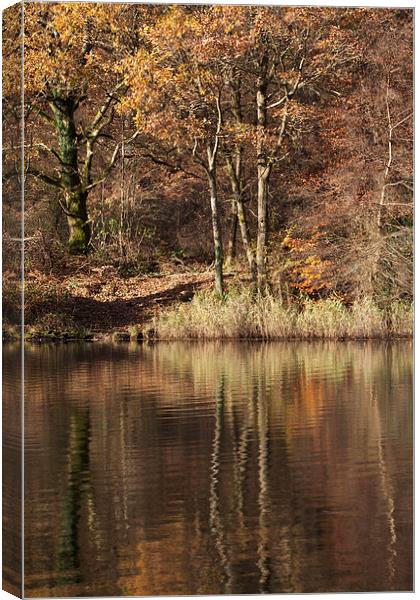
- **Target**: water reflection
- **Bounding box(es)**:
[56,409,90,585]
[3,342,22,597]
[5,341,413,596]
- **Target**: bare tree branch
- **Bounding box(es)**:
[384,180,413,192]
[27,169,63,189]
[85,80,126,141]
[30,142,63,165]
[85,130,140,191]
[192,136,207,169]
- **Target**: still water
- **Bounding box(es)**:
[5,341,413,596]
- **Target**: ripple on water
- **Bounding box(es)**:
[2,340,412,596]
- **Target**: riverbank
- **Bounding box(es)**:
[3,267,413,342]
[3,266,215,342]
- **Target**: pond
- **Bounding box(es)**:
[4,341,413,596]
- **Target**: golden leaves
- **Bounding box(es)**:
[22,3,127,96]
[123,6,228,150]
[282,228,333,295]
[2,4,23,98]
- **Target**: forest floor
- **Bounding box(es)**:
[3,261,413,342]
[3,262,220,341]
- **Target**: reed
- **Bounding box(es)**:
[154,289,413,340]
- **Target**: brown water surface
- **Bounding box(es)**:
[5,341,413,596]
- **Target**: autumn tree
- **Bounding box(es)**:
[286,9,414,301]
[124,6,228,294]
[3,4,23,326]
[358,9,413,298]
[199,7,360,290]
[15,3,149,254]
[3,4,412,308]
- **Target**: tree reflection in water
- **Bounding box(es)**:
[57,410,90,584]
[10,340,412,596]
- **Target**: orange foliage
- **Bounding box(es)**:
[282,229,333,295]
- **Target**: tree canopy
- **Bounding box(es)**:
[3,4,413,301]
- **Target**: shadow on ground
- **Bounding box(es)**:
[28,278,212,332]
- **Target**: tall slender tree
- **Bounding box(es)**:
[124,7,227,294]
[198,7,359,289]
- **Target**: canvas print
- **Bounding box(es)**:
[2,2,413,597]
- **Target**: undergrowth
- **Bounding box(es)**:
[154,289,413,340]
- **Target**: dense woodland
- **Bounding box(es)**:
[2,4,413,338]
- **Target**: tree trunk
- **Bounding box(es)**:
[237,200,257,282]
[225,199,238,269]
[370,79,392,294]
[66,190,91,256]
[256,69,270,291]
[227,70,257,282]
[225,156,257,281]
[208,168,224,296]
[256,166,270,290]
[50,95,91,255]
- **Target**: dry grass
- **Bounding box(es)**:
[154,289,413,340]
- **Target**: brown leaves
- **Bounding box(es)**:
[22,3,132,97]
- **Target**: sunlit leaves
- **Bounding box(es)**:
[282,228,333,295]
[22,2,146,98]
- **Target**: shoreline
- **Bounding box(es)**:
[3,269,413,345]
[3,329,413,344]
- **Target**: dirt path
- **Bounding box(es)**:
[33,268,215,334]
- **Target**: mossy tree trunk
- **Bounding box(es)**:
[30,82,125,255]
[50,95,91,255]
[65,190,91,256]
